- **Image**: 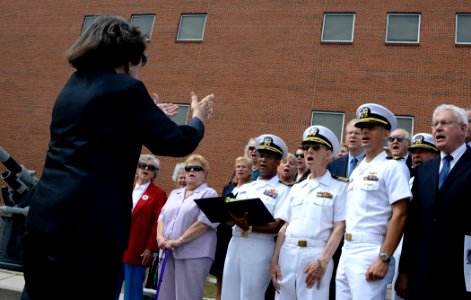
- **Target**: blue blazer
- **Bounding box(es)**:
[327,155,349,178]
[400,146,471,299]
[24,68,205,250]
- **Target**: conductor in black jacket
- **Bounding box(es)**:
[21,15,214,300]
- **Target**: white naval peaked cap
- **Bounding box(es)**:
[409,133,439,153]
[256,134,288,159]
[355,103,397,131]
[302,125,340,157]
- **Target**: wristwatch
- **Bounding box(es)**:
[318,259,328,270]
[378,252,391,262]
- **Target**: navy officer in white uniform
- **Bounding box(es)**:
[270,125,348,300]
[336,103,412,300]
[221,134,291,300]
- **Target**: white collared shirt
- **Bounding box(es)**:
[439,143,467,172]
[132,181,151,210]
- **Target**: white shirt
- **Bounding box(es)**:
[283,170,347,242]
[132,181,151,210]
[439,143,467,172]
[346,151,412,237]
[233,175,290,237]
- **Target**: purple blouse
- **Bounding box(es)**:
[158,183,218,260]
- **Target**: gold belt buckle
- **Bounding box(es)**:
[240,231,248,238]
[345,233,352,241]
[297,240,307,247]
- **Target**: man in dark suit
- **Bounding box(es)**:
[396,104,471,299]
[326,118,364,300]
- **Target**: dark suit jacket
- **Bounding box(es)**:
[122,183,167,265]
[400,146,471,299]
[327,155,349,177]
[24,68,204,251]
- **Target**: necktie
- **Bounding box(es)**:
[348,157,358,177]
[438,155,453,189]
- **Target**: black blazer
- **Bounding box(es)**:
[400,146,471,299]
[24,69,205,250]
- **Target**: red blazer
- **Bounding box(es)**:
[122,182,167,264]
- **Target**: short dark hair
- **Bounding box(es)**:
[67,15,147,71]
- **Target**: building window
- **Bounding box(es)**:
[456,14,471,45]
[385,13,421,44]
[169,104,190,125]
[82,15,98,34]
[131,15,156,40]
[311,112,345,143]
[176,14,207,41]
[396,116,414,135]
[321,13,355,43]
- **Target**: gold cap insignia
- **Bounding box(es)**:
[308,127,319,137]
[360,107,370,119]
[263,136,273,146]
[414,135,424,145]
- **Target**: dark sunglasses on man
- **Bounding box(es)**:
[388,136,406,143]
[301,143,321,151]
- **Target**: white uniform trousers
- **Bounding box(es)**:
[275,242,333,300]
[221,235,274,300]
[336,241,394,300]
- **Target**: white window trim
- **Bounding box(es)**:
[385,13,421,44]
[321,13,356,43]
[176,14,207,41]
[455,13,471,45]
[396,116,415,135]
[131,14,156,40]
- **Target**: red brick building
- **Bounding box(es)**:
[1,1,470,194]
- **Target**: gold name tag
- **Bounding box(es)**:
[297,240,307,247]
[240,231,248,238]
[345,233,352,241]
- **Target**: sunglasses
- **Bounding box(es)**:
[388,136,406,143]
[138,162,158,172]
[301,143,321,151]
[184,165,204,172]
[141,52,148,67]
[248,146,256,151]
[295,153,304,158]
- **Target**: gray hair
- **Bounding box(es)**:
[433,104,468,125]
[138,154,160,178]
[172,162,186,183]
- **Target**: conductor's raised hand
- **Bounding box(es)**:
[152,93,179,117]
[191,92,214,121]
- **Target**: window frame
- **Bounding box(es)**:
[131,14,156,41]
[321,13,356,43]
[176,13,208,42]
[81,15,98,35]
[310,111,346,143]
[455,13,471,45]
[385,13,421,44]
[168,104,190,125]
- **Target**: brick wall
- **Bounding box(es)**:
[1,0,470,195]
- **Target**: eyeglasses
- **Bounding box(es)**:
[184,165,204,172]
[248,146,256,151]
[295,153,304,158]
[138,162,158,172]
[301,143,321,151]
[388,136,406,143]
[431,120,461,129]
[141,52,148,67]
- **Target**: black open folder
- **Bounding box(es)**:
[194,197,275,225]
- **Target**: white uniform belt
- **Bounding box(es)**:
[344,232,385,244]
[285,237,326,248]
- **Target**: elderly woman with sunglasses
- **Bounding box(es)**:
[115,154,167,300]
[157,154,218,299]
